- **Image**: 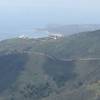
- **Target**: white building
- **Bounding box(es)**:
[18,34,31,39]
[48,33,63,39]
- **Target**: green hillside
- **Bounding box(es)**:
[0,30,100,100]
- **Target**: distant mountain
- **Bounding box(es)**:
[45,24,100,35]
[1,24,100,41]
[1,30,100,100]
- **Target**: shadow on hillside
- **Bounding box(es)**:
[43,57,77,87]
[0,53,28,93]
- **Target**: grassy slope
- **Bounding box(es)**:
[0,30,100,99]
[1,30,100,58]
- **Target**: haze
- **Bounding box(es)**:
[0,0,100,38]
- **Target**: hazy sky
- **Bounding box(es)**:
[0,0,100,38]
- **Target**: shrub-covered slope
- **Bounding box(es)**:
[0,30,100,100]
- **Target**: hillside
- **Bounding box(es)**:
[0,30,100,100]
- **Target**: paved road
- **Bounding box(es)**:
[24,51,100,61]
[61,58,100,61]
